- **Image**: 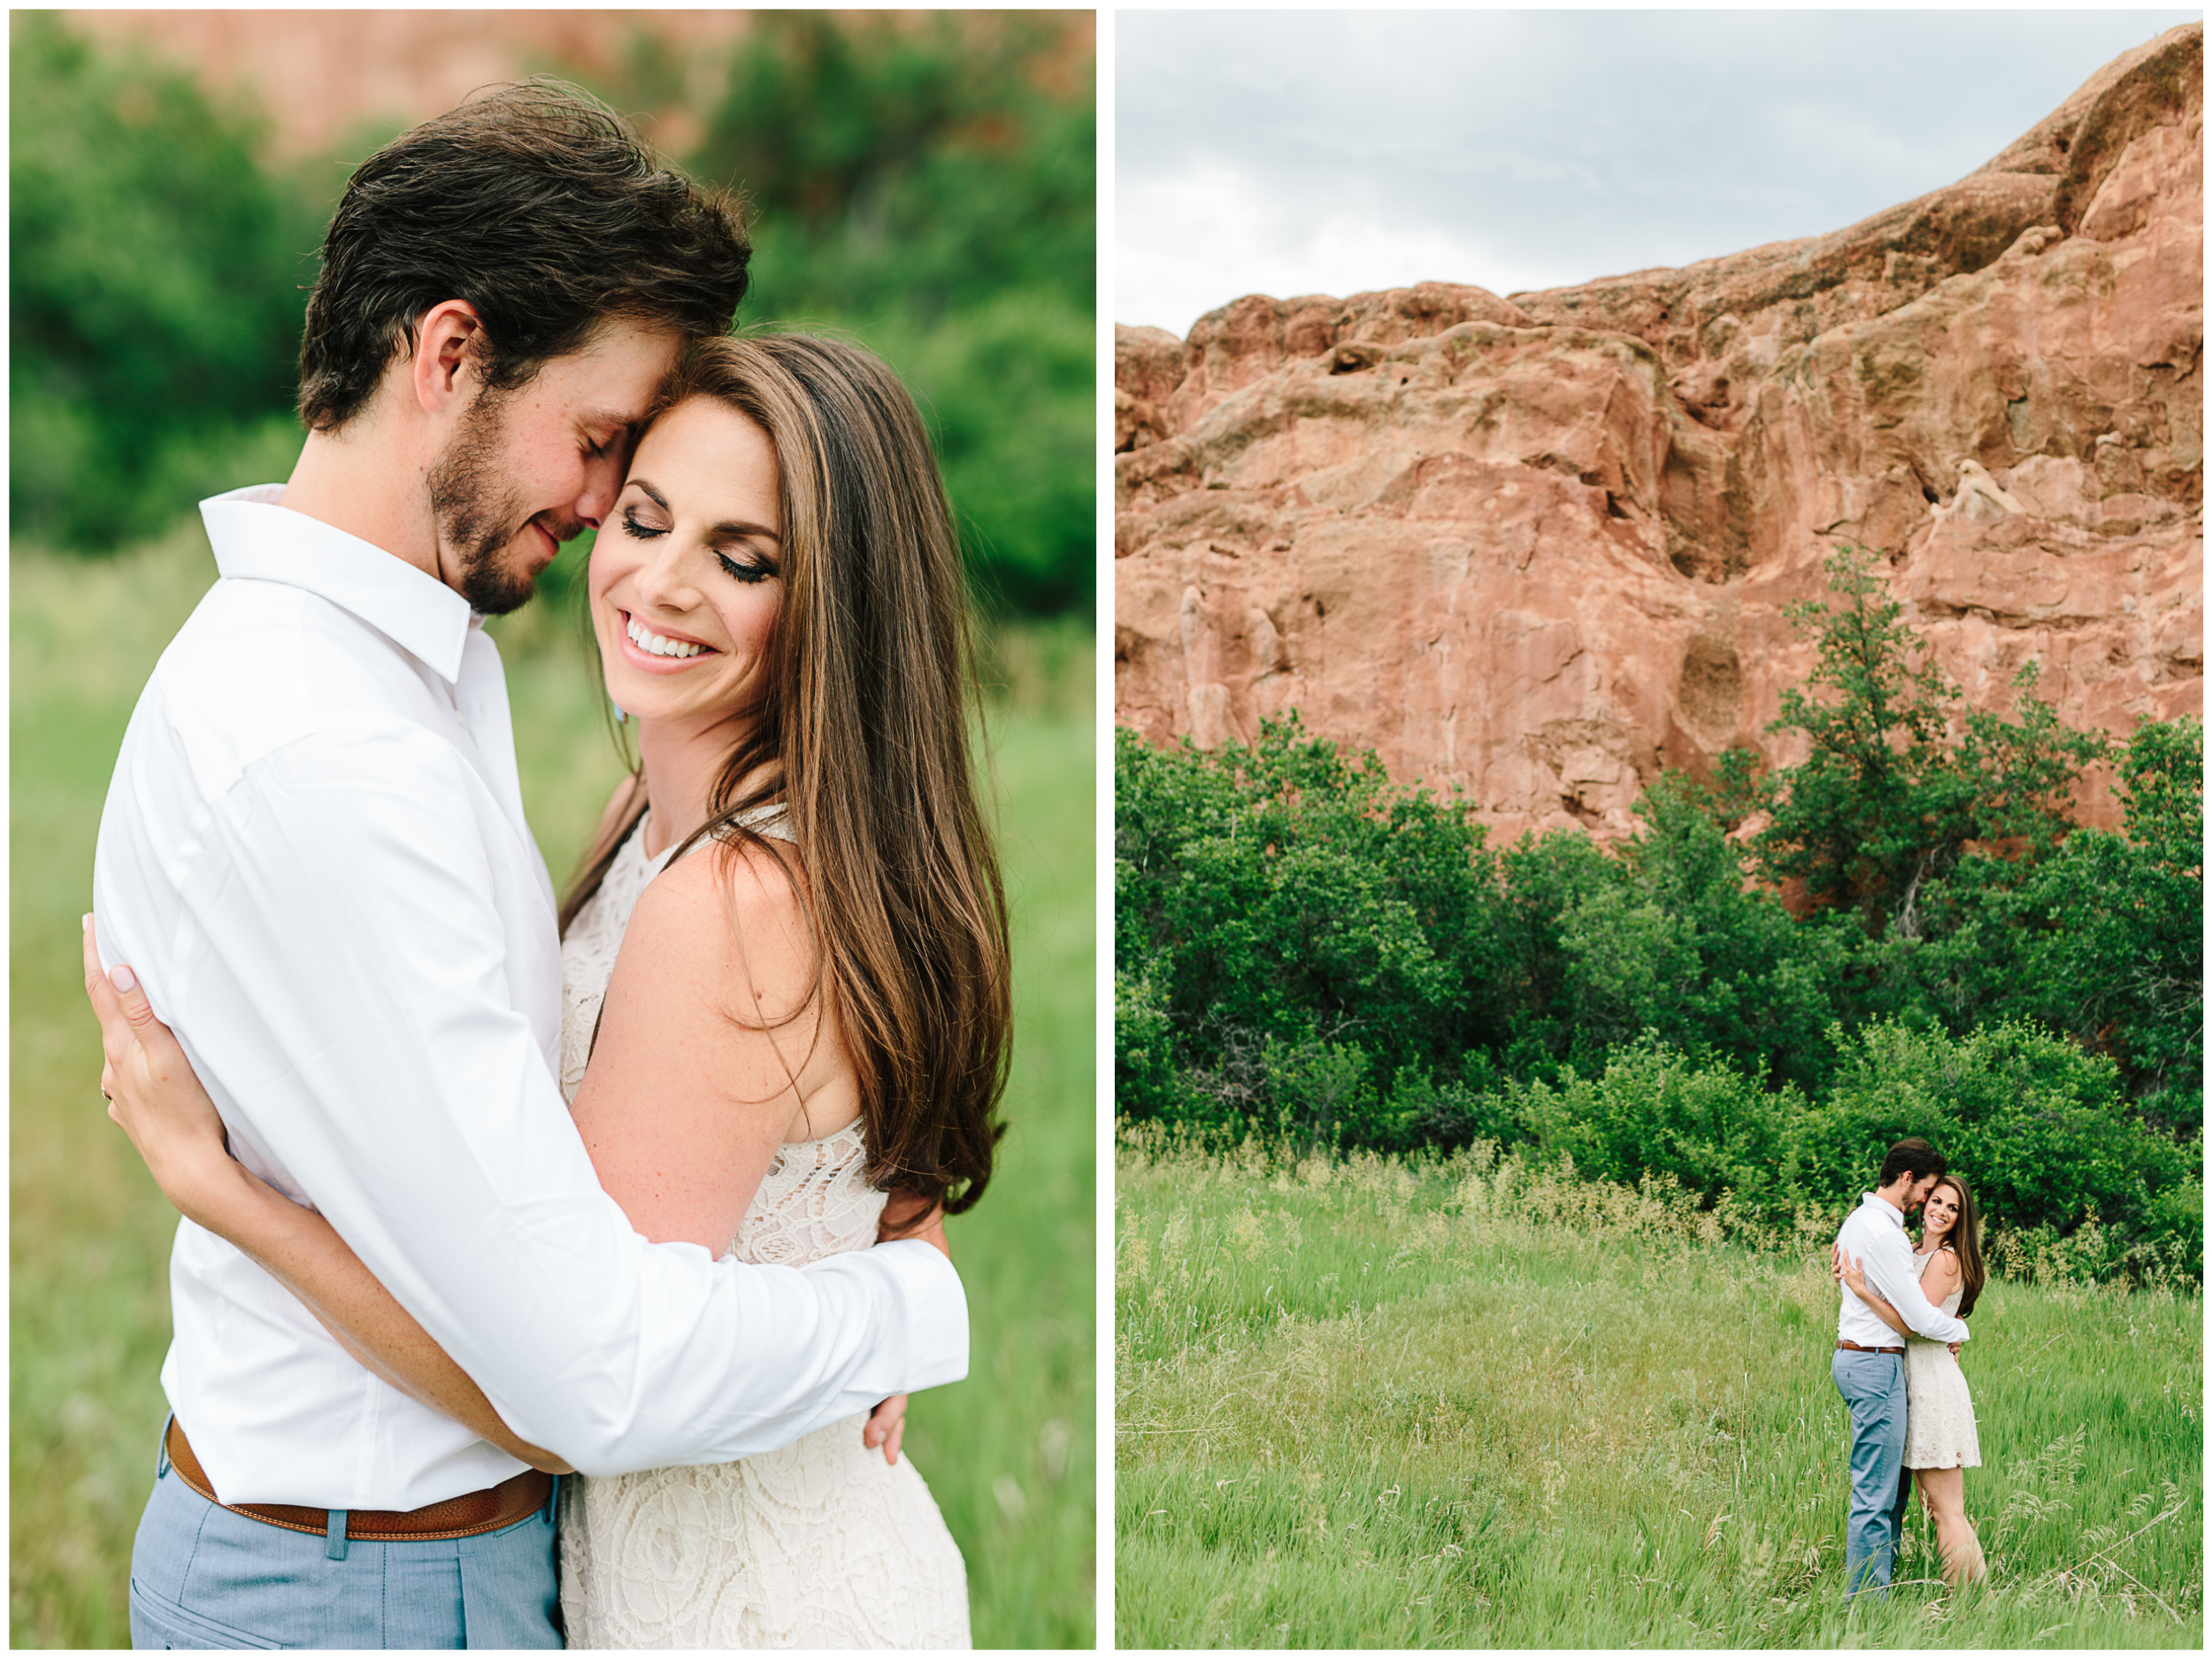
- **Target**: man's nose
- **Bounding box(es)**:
[574,450,626,529]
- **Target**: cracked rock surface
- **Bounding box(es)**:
[1115,24,2201,839]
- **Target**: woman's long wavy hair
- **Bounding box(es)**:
[558,332,1010,1214]
[1924,1175,1986,1317]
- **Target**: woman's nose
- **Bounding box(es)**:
[634,543,696,609]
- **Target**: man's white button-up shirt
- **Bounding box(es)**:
[1833,1191,1970,1348]
[92,486,967,1510]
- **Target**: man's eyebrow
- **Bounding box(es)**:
[579,405,642,437]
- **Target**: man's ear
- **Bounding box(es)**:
[410,300,485,418]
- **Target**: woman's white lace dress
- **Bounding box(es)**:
[552,814,971,1649]
[1902,1249,1981,1471]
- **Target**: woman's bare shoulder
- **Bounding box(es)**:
[623,833,816,1013]
[571,833,825,1250]
[645,829,809,920]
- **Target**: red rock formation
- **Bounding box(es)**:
[1116,24,2201,839]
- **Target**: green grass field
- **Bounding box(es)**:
[10,527,1095,1647]
[1117,1132,2201,1648]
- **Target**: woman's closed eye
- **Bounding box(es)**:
[620,509,667,541]
[717,547,777,585]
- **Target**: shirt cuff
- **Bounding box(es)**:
[824,1237,969,1393]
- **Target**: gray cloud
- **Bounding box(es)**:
[1118,9,2200,334]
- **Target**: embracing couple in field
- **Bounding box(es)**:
[1832,1136,1988,1599]
[82,81,1010,1649]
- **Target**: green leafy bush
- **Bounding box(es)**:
[1112,563,2201,1276]
[1553,775,1847,1087]
[10,13,321,548]
[1479,1023,2198,1268]
[1507,1038,1805,1217]
[1115,716,1505,1087]
[1261,1037,1387,1151]
[12,13,1096,617]
[1793,1018,2195,1251]
[1113,965,1180,1124]
[856,294,1093,615]
[1753,543,2107,931]
[681,12,1094,614]
[1394,1055,1518,1153]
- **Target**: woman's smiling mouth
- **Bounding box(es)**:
[622,611,716,663]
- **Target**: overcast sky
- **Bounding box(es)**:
[1118,9,2200,334]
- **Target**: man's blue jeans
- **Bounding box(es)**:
[127,1425,561,1648]
[1832,1348,1911,1599]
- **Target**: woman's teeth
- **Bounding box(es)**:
[627,617,705,658]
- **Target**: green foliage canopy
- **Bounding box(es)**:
[11,13,1095,616]
[1753,543,2108,933]
[10,13,320,548]
[1116,554,2202,1272]
[634,11,1096,615]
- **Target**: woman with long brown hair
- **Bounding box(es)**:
[1840,1174,1988,1586]
[84,331,1010,1646]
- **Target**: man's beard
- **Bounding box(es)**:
[426,388,575,617]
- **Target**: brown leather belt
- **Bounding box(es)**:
[1836,1340,1906,1356]
[165,1417,552,1541]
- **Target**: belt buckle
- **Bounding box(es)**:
[165,1418,547,1541]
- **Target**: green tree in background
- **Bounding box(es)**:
[1549,773,1844,1087]
[10,12,1095,616]
[686,12,1091,319]
[1116,712,1508,1133]
[1734,545,2194,1118]
[678,12,1094,615]
[9,12,321,549]
[1115,548,2202,1270]
[1752,543,2107,934]
[1922,714,2205,1122]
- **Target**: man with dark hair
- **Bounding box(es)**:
[90,84,964,1649]
[289,80,754,620]
[295,81,750,441]
[1831,1136,1970,1601]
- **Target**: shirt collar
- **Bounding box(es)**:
[200,485,481,685]
[1863,1191,1905,1227]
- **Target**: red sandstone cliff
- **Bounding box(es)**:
[1116,24,2201,838]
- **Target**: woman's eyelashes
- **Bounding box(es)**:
[617,501,777,583]
[718,549,776,585]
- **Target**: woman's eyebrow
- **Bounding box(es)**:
[626,480,780,543]
[711,519,783,544]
